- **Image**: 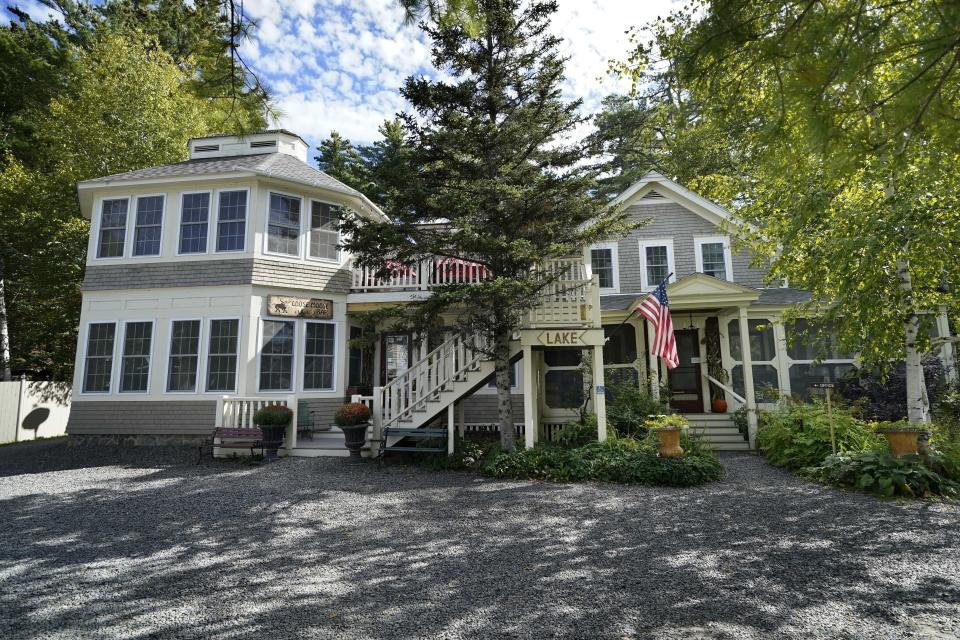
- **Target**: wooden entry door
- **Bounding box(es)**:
[668,329,703,413]
[380,333,413,385]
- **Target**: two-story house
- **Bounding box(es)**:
[67,130,875,455]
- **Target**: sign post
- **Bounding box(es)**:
[810,382,837,454]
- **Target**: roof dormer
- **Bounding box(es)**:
[188,129,309,162]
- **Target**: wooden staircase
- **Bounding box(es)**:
[685,413,751,451]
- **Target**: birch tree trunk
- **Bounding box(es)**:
[493,329,516,451]
[0,252,11,381]
[897,255,930,425]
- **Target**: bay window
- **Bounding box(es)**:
[179,192,210,254]
[267,193,301,256]
[303,322,336,390]
[216,190,247,252]
[167,320,201,392]
[132,195,164,257]
[206,319,239,392]
[309,201,340,261]
[119,321,153,393]
[260,320,295,391]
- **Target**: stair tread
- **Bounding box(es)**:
[385,446,446,453]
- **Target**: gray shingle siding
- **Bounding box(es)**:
[67,401,217,435]
[616,202,770,291]
[460,394,525,423]
[83,258,351,293]
[298,398,349,429]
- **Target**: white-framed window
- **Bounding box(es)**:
[303,321,336,390]
[119,321,154,393]
[82,322,117,393]
[695,235,733,281]
[178,192,211,254]
[259,319,295,391]
[132,195,164,257]
[639,239,676,291]
[167,319,202,392]
[215,190,247,252]
[590,243,619,292]
[266,192,302,256]
[485,361,519,391]
[96,198,129,259]
[206,318,240,392]
[309,200,341,261]
[727,318,780,403]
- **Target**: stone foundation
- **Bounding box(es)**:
[69,433,206,447]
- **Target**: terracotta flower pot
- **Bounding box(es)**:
[655,427,684,458]
[711,398,728,413]
[876,428,921,458]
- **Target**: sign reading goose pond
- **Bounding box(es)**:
[267,295,333,320]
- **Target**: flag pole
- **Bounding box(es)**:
[604,273,673,343]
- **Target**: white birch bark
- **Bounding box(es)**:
[897,255,930,424]
[0,253,11,381]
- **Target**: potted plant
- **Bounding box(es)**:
[644,414,688,458]
[253,404,293,462]
[873,420,927,457]
[335,402,372,461]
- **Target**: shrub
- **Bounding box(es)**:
[605,381,668,437]
[802,451,960,499]
[253,404,293,427]
[928,421,960,482]
[837,357,947,421]
[334,402,371,426]
[554,416,600,449]
[643,413,689,430]
[482,436,724,487]
[756,399,884,470]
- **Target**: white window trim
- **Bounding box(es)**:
[263,190,304,259]
[93,196,132,261]
[306,198,342,264]
[80,320,119,395]
[639,238,676,291]
[176,190,214,256]
[214,188,250,254]
[590,242,620,293]
[301,320,338,391]
[204,316,242,394]
[130,193,166,258]
[164,318,204,394]
[118,319,156,395]
[257,317,297,393]
[694,235,734,282]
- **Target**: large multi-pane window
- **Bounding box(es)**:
[132,196,164,256]
[83,322,116,393]
[309,201,340,261]
[786,318,857,399]
[303,322,336,390]
[179,193,210,254]
[267,193,301,255]
[97,199,129,258]
[260,320,295,391]
[590,246,616,290]
[167,320,201,392]
[216,190,247,252]
[120,321,153,393]
[641,240,674,290]
[699,241,727,280]
[728,318,779,402]
[206,319,239,392]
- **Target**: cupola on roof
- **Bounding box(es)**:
[188,129,309,162]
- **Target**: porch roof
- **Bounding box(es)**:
[600,273,761,313]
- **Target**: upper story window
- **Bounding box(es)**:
[695,236,733,281]
[179,192,210,254]
[309,201,340,261]
[216,190,247,252]
[590,243,619,292]
[267,193,301,256]
[97,198,129,258]
[132,195,164,257]
[639,239,675,290]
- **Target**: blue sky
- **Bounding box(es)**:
[14,0,677,148]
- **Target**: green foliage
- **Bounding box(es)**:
[644,413,689,430]
[605,381,667,437]
[757,400,885,471]
[802,452,960,499]
[553,416,599,449]
[334,403,372,426]
[483,436,724,487]
[928,419,960,482]
[253,405,293,427]
[399,436,500,472]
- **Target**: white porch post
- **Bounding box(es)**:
[286,394,298,452]
[456,401,465,438]
[522,344,537,448]
[646,320,660,399]
[592,344,608,441]
[938,306,957,385]
[738,306,758,448]
[447,402,455,455]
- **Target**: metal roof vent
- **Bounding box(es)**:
[250,140,278,149]
[193,144,220,153]
[641,189,665,200]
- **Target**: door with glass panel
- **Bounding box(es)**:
[381,333,413,385]
[667,329,704,413]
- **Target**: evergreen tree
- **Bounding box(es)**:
[315,131,369,194]
[341,0,633,450]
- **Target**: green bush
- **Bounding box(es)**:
[757,399,884,470]
[482,436,724,487]
[606,381,668,437]
[802,451,960,499]
[253,404,293,427]
[929,421,960,482]
[553,417,600,449]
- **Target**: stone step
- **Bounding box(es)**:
[699,434,749,444]
[710,441,751,451]
[689,426,742,437]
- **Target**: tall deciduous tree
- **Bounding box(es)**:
[342,0,633,450]
[615,0,960,424]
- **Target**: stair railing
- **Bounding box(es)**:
[706,374,747,405]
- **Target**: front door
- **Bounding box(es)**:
[381,333,413,385]
[668,329,703,413]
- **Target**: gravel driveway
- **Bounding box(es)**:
[1,439,958,640]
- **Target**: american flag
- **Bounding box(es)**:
[637,279,679,370]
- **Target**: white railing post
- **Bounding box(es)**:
[287,394,297,452]
[216,396,226,428]
[372,387,384,443]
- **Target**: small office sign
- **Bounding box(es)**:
[267,295,333,320]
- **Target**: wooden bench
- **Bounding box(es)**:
[198,427,264,463]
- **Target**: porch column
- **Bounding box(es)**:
[938,306,957,385]
[522,344,537,448]
[592,344,608,441]
[738,306,758,448]
[646,319,660,399]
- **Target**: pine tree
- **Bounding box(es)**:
[342,0,633,450]
[315,131,369,194]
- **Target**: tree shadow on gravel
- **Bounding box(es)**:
[0,445,958,639]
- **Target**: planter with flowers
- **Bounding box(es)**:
[644,414,688,458]
[253,404,293,462]
[873,420,927,458]
[335,402,372,461]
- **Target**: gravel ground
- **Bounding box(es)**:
[0,439,958,640]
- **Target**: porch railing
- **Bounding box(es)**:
[706,375,746,405]
[215,395,299,451]
[350,257,491,292]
